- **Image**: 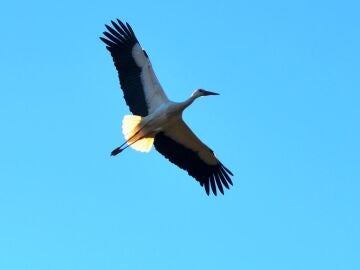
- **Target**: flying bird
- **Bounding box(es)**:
[100,19,233,195]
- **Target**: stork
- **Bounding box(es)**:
[100,19,233,195]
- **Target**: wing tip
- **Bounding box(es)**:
[100,19,138,49]
[200,163,234,196]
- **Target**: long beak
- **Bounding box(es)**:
[203,90,220,96]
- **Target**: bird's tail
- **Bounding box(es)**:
[122,115,154,153]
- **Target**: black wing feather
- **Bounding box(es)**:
[214,174,224,195]
[105,25,126,43]
[209,175,217,196]
[100,19,148,116]
[154,132,233,196]
[217,170,230,189]
[111,20,128,37]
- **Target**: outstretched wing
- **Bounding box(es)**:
[100,19,168,116]
[154,120,233,195]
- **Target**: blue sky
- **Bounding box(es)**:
[0,0,359,269]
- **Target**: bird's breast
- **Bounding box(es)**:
[142,103,182,133]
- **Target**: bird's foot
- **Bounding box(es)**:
[110,147,123,156]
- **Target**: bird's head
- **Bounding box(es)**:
[192,89,220,98]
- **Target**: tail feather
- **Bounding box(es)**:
[122,115,154,153]
[131,137,154,152]
[122,115,142,141]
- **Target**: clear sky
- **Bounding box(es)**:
[0,0,359,269]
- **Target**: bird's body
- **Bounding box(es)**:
[132,94,199,137]
[121,101,180,149]
[142,101,182,133]
[100,19,233,195]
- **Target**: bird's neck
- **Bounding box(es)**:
[178,95,197,111]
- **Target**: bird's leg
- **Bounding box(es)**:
[110,126,146,156]
[110,139,133,156]
[110,135,146,156]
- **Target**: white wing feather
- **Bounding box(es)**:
[131,44,169,114]
[162,120,219,165]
